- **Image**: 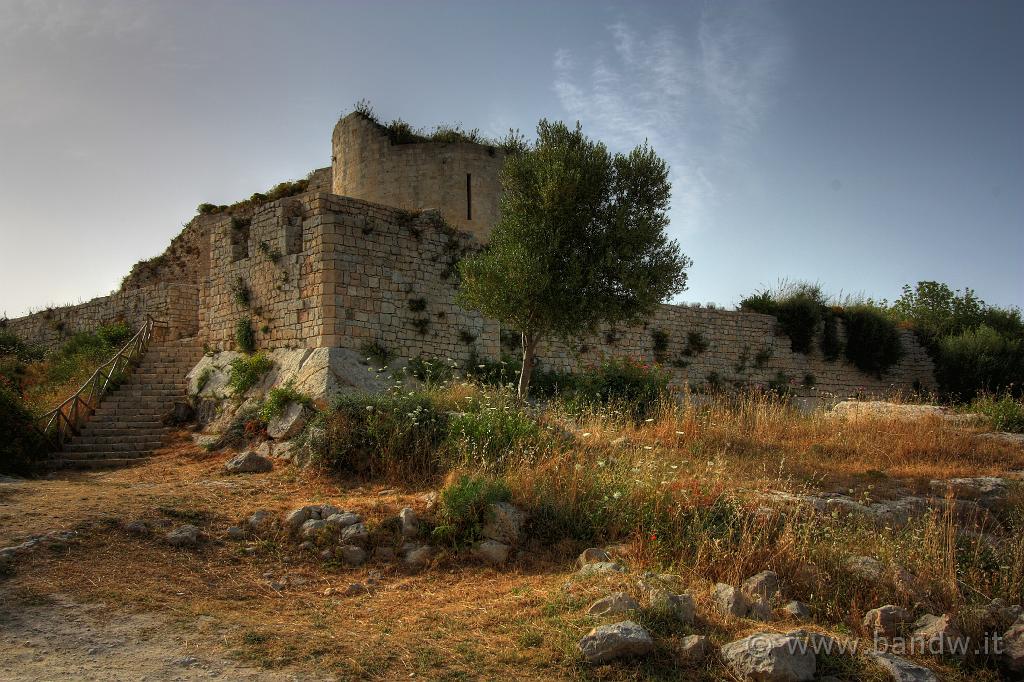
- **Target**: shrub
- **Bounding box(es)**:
[971,393,1024,433]
[776,292,823,354]
[739,290,777,315]
[407,355,455,386]
[231,277,251,307]
[258,383,311,422]
[235,317,255,353]
[564,357,670,420]
[228,352,273,395]
[843,306,903,376]
[358,340,393,366]
[651,329,669,361]
[0,378,45,474]
[936,325,1024,401]
[432,474,511,547]
[408,297,427,313]
[820,309,843,361]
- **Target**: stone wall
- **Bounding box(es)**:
[332,113,504,241]
[535,304,935,399]
[4,282,199,349]
[199,192,500,365]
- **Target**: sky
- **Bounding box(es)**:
[1,0,1021,319]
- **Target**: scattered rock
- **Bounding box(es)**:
[319,504,341,520]
[911,614,963,656]
[482,502,526,545]
[166,525,199,547]
[649,588,695,624]
[399,508,418,537]
[337,545,367,566]
[863,605,911,638]
[866,651,939,682]
[404,544,433,567]
[223,451,273,474]
[300,519,326,539]
[267,402,309,440]
[578,620,654,664]
[577,548,612,566]
[847,555,884,581]
[325,511,362,529]
[473,539,510,565]
[720,632,816,682]
[587,592,640,617]
[928,477,1009,508]
[713,583,749,618]
[782,601,810,620]
[123,520,149,536]
[679,634,711,660]
[247,510,275,533]
[285,507,314,532]
[343,582,367,596]
[226,526,245,540]
[1005,616,1024,672]
[274,441,296,461]
[742,570,781,603]
[374,546,397,562]
[340,522,368,545]
[319,549,333,560]
[576,562,626,577]
[254,441,273,459]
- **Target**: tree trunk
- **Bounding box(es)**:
[518,332,539,399]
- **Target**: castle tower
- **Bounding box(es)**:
[331,113,505,241]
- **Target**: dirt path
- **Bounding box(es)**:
[0,592,298,681]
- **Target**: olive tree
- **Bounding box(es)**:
[458,120,691,397]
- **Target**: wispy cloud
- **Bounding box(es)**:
[553,5,789,233]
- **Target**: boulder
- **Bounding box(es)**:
[863,605,911,638]
[123,520,149,536]
[166,525,200,547]
[399,508,418,537]
[340,522,369,545]
[649,588,695,624]
[782,601,810,620]
[743,570,781,603]
[1005,616,1024,672]
[577,548,612,566]
[223,451,273,474]
[337,545,367,566]
[404,544,433,567]
[473,539,510,565]
[576,562,626,577]
[928,477,1009,508]
[319,504,341,520]
[247,510,275,533]
[226,526,245,540]
[578,620,654,664]
[325,512,362,529]
[300,519,326,539]
[713,583,749,618]
[847,555,884,581]
[720,632,816,681]
[866,651,939,682]
[587,592,640,617]
[910,613,963,655]
[482,502,526,545]
[679,634,711,661]
[267,402,309,440]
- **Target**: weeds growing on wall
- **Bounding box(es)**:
[227,352,273,395]
[406,355,456,386]
[234,317,256,353]
[258,382,312,422]
[843,305,904,376]
[231,278,251,308]
[358,341,393,367]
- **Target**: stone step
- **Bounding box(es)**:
[56,456,148,469]
[64,440,165,453]
[80,427,169,438]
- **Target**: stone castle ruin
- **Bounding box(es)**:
[5,111,935,402]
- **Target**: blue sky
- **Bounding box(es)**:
[1,0,1021,318]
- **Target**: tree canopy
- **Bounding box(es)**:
[458,120,691,397]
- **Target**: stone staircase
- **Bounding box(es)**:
[55,337,203,469]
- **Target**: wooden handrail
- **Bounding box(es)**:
[37,317,159,453]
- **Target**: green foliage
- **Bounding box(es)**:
[738,290,777,315]
[411,317,430,335]
[651,329,669,361]
[0,379,45,474]
[196,367,213,393]
[741,283,826,354]
[936,325,1023,401]
[258,383,311,422]
[970,393,1024,433]
[196,180,308,216]
[432,475,511,547]
[407,297,427,313]
[682,331,709,357]
[406,355,455,386]
[562,357,670,421]
[231,277,251,307]
[41,322,132,387]
[458,120,690,397]
[258,241,281,263]
[358,340,393,366]
[228,352,273,395]
[820,309,843,361]
[842,305,903,376]
[235,317,256,353]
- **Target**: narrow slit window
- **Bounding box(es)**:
[466,173,472,221]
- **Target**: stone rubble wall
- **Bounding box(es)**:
[4,282,199,349]
[536,304,935,399]
[332,113,504,242]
